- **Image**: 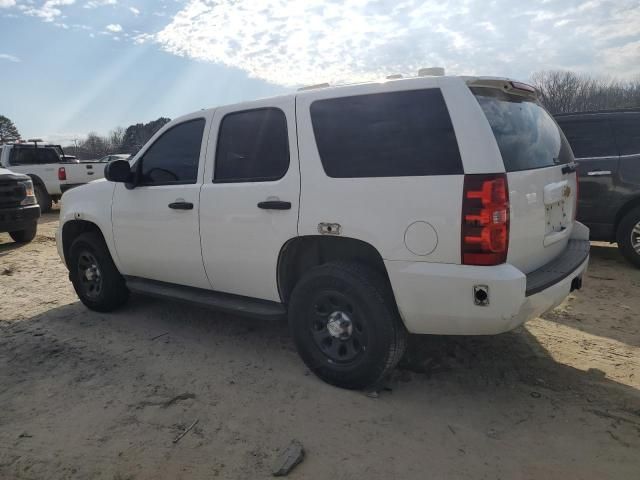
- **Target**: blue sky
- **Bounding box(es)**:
[1,0,639,144]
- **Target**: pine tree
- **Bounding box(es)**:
[0,115,21,144]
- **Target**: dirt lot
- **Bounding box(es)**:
[1,209,639,480]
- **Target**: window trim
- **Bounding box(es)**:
[136,117,206,187]
[309,88,463,178]
[212,106,290,184]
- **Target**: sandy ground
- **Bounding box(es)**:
[1,209,639,480]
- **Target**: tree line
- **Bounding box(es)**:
[530,70,640,114]
[65,117,171,159]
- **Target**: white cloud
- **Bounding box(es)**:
[23,0,76,22]
[105,23,122,33]
[150,0,640,85]
[129,6,139,15]
[0,53,20,62]
[0,0,16,8]
[84,0,117,8]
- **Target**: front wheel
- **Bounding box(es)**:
[69,232,129,312]
[9,222,37,243]
[288,261,407,390]
[617,206,640,268]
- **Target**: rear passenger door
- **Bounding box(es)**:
[557,116,619,228]
[199,98,299,302]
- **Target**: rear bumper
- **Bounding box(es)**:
[0,204,40,233]
[386,222,590,335]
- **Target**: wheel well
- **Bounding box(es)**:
[27,174,46,188]
[614,195,640,236]
[277,236,389,304]
[61,220,103,266]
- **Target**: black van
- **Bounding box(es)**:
[555,109,640,267]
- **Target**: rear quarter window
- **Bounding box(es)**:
[610,113,640,156]
[472,87,573,171]
[310,89,463,178]
[555,116,618,158]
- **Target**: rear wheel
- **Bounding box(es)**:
[617,206,640,268]
[34,184,52,213]
[69,232,129,311]
[9,222,37,243]
[288,261,407,389]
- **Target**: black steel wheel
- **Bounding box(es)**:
[289,261,407,390]
[69,232,129,311]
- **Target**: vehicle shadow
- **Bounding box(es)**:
[38,210,60,225]
[542,243,640,347]
[4,296,640,410]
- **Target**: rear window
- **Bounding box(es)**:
[611,114,640,156]
[310,89,463,178]
[10,147,59,165]
[555,116,618,158]
[471,87,573,172]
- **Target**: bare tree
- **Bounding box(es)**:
[531,70,640,114]
[107,126,125,152]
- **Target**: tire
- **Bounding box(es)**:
[616,206,640,268]
[69,232,129,312]
[34,183,52,213]
[9,222,37,243]
[288,261,407,390]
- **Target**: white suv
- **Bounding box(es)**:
[56,75,589,389]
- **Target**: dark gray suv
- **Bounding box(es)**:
[555,109,640,267]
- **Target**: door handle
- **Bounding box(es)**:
[561,163,577,174]
[257,200,291,210]
[586,170,612,176]
[168,201,194,210]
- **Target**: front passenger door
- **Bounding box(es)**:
[112,115,211,289]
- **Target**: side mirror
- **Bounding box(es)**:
[104,159,133,183]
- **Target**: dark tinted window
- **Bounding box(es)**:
[555,116,618,158]
[310,89,462,178]
[214,108,289,182]
[10,147,59,165]
[611,114,640,156]
[472,87,573,171]
[139,119,205,185]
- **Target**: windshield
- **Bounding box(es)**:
[471,87,573,172]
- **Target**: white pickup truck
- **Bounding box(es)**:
[0,142,105,212]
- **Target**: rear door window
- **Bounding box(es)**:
[556,117,618,158]
[310,89,462,178]
[472,87,573,171]
[610,114,640,156]
[214,108,289,183]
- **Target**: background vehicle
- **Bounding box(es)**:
[57,74,589,389]
[0,167,40,243]
[556,109,640,266]
[0,142,106,212]
[97,154,131,163]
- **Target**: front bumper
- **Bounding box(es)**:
[0,204,40,233]
[386,223,590,335]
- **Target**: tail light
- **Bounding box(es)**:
[462,173,509,266]
[58,167,66,181]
